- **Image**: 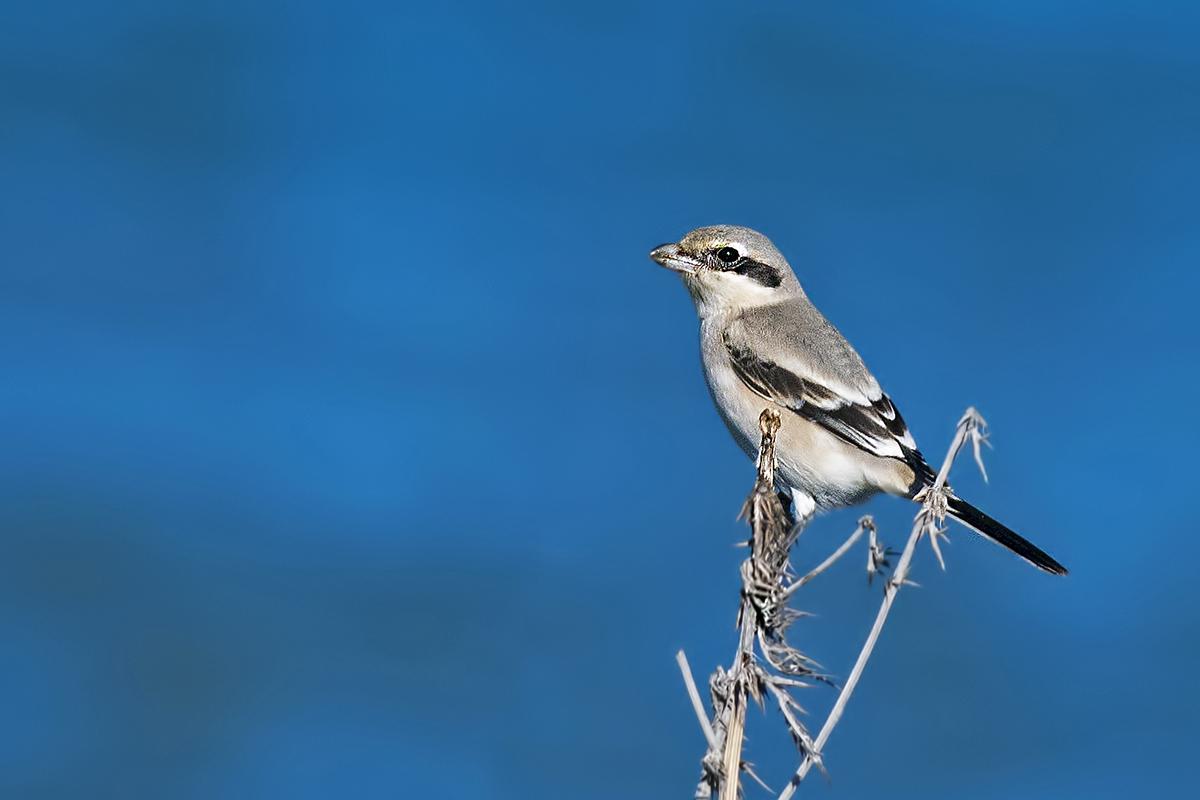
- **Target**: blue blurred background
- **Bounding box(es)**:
[2,0,1198,797]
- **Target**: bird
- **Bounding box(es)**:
[649,225,1066,575]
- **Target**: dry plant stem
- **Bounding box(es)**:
[720,617,756,800]
[784,519,870,598]
[775,408,986,800]
[677,650,718,751]
[682,409,986,798]
[719,410,785,800]
[775,527,922,799]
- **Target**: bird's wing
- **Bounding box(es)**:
[723,305,922,466]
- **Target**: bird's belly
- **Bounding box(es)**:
[702,354,883,510]
[773,422,882,508]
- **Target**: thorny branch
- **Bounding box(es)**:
[678,407,992,799]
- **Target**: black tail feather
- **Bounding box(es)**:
[945,496,1067,575]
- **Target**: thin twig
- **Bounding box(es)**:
[677,650,718,751]
[775,409,987,800]
[783,517,872,598]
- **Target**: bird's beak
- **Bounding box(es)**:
[649,242,700,274]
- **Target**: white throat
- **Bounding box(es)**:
[683,272,797,318]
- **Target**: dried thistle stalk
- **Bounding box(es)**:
[678,407,993,799]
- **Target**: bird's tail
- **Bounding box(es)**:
[945,496,1068,575]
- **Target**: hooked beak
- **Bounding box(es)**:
[649,242,701,274]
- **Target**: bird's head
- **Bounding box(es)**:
[649,225,802,315]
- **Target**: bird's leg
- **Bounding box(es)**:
[776,488,796,531]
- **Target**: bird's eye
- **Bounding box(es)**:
[716,246,740,264]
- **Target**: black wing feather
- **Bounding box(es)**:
[726,336,917,454]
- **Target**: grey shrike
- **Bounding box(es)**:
[650,225,1066,575]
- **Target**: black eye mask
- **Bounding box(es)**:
[712,251,782,288]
